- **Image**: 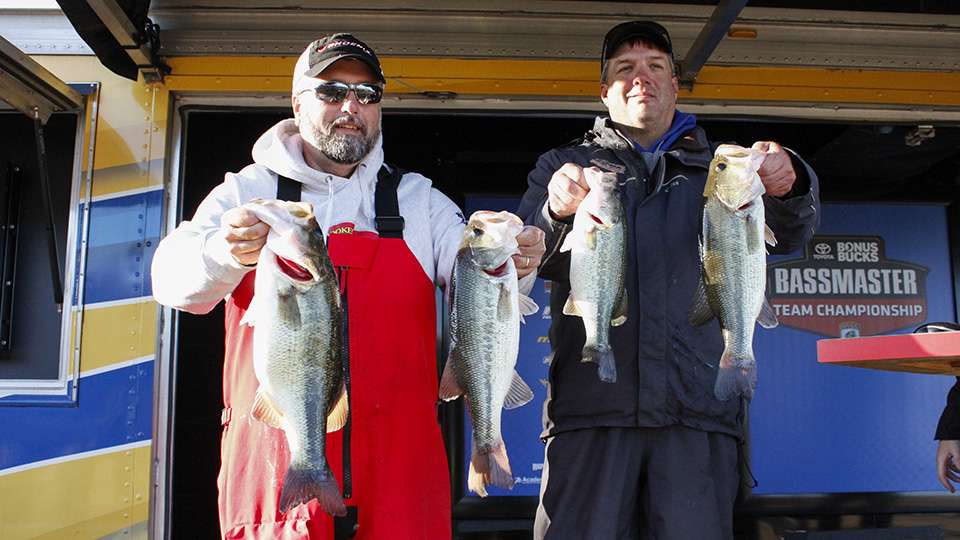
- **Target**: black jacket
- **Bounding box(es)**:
[936,377,960,440]
[517,116,820,439]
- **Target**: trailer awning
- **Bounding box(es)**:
[55,0,166,81]
[0,35,82,123]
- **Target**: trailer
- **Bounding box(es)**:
[0,2,958,538]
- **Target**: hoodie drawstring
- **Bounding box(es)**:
[323,176,335,237]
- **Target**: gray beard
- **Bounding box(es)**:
[313,125,377,165]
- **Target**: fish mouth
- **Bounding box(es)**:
[483,260,510,277]
[588,212,615,228]
[275,255,315,281]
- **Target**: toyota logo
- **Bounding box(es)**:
[814,243,831,255]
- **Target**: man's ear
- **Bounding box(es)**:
[292,94,301,126]
[600,83,609,107]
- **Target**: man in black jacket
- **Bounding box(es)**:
[517,21,820,539]
[936,377,960,492]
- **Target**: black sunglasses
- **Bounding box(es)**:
[306,81,384,105]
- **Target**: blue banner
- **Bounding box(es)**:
[751,203,955,494]
[461,198,956,497]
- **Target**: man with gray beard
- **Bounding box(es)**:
[152,32,547,539]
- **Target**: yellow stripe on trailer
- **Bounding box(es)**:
[35,56,169,198]
[72,300,157,375]
[0,445,150,540]
[82,160,165,200]
[163,56,960,108]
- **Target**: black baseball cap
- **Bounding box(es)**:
[601,21,673,75]
[293,33,385,92]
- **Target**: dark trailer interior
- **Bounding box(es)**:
[170,108,960,539]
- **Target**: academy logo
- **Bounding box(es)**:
[328,222,355,235]
[767,235,928,337]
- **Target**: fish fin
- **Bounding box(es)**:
[518,293,539,323]
[757,298,779,329]
[611,288,628,326]
[585,228,597,250]
[277,294,302,328]
[468,441,514,497]
[582,344,617,383]
[764,223,778,247]
[747,217,763,255]
[279,463,346,517]
[714,349,757,401]
[559,231,576,253]
[562,294,582,317]
[688,275,715,327]
[438,354,464,401]
[701,209,711,251]
[251,389,284,429]
[503,371,534,409]
[497,281,515,321]
[325,383,350,433]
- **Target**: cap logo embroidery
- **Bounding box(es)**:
[317,41,374,56]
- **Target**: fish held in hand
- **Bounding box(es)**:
[239,198,348,517]
[559,167,628,383]
[439,210,537,497]
[689,145,779,401]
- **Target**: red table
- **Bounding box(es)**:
[817,332,960,375]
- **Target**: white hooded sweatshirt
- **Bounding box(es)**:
[152,119,465,314]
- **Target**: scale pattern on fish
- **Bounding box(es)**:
[559,168,628,383]
[439,210,536,497]
[240,199,349,516]
[689,145,779,401]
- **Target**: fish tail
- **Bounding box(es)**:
[279,463,346,517]
[714,349,757,401]
[468,442,514,497]
[582,344,617,383]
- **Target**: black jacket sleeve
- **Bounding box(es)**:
[516,149,574,282]
[936,377,960,440]
[763,148,821,255]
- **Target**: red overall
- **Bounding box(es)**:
[218,223,452,539]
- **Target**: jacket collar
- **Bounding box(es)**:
[586,116,712,169]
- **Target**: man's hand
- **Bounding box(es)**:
[221,206,269,266]
[547,163,590,219]
[513,225,546,279]
[753,141,797,197]
[937,440,960,493]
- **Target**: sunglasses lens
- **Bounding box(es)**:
[354,84,383,104]
[314,82,383,104]
[316,82,349,103]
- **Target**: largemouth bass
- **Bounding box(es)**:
[689,145,779,401]
[559,167,628,383]
[240,199,348,517]
[439,210,536,497]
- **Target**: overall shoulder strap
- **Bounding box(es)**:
[276,174,302,201]
[374,164,405,238]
